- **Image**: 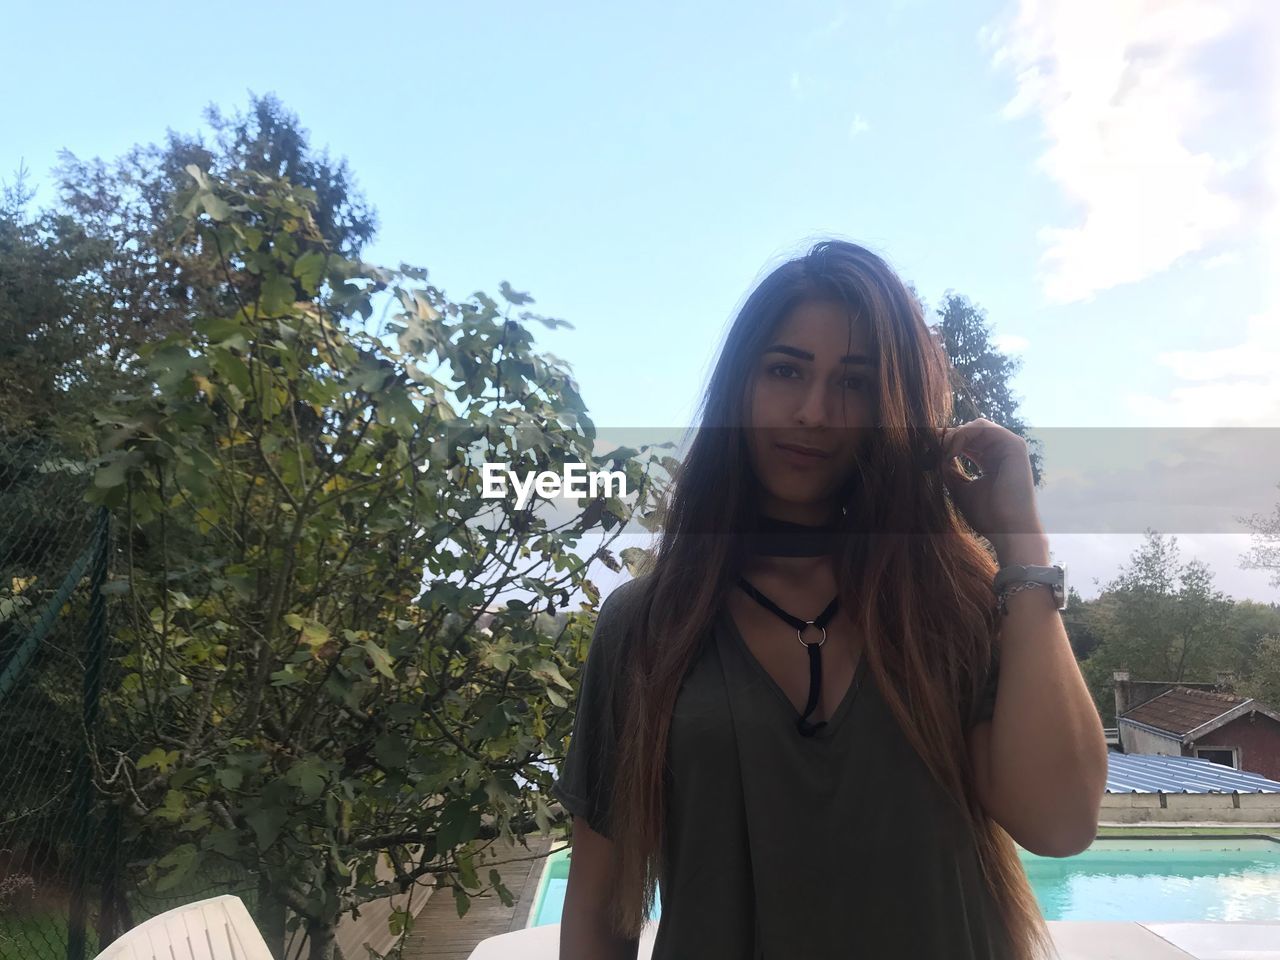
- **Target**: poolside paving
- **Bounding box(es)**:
[461,921,1280,959]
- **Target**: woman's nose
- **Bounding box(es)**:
[793,380,830,425]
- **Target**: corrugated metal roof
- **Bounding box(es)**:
[1120,685,1250,736]
[1106,752,1280,793]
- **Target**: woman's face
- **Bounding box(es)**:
[743,299,878,523]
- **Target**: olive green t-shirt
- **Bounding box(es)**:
[551,573,1010,959]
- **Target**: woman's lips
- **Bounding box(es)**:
[775,442,831,467]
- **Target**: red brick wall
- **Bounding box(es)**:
[1188,711,1280,782]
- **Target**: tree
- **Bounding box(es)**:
[1215,597,1279,669]
[1238,635,1280,707]
[928,291,1045,487]
[199,94,376,259]
[1,93,377,442]
[1058,585,1104,661]
[1078,530,1238,723]
[86,166,666,959]
[0,164,116,441]
[1240,479,1280,590]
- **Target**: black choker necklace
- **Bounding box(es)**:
[743,514,844,558]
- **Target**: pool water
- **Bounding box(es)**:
[529,838,1280,927]
[1025,838,1280,922]
[532,847,662,928]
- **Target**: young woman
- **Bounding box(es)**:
[552,239,1107,959]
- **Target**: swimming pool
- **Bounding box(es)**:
[527,837,1280,927]
[1026,838,1280,922]
[528,844,665,929]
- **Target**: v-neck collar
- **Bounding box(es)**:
[718,606,868,738]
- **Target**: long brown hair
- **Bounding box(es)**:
[604,238,1053,960]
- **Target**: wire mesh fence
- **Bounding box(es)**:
[0,429,256,960]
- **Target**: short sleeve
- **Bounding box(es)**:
[550,576,645,840]
[968,646,1000,728]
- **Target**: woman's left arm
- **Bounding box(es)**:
[968,531,1110,858]
[938,418,1110,858]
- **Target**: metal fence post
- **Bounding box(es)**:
[66,507,109,960]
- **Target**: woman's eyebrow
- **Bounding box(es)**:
[763,344,878,366]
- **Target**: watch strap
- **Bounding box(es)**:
[992,563,1067,612]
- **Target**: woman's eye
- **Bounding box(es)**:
[767,364,868,391]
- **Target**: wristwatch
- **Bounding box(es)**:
[991,563,1067,614]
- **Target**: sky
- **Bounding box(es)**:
[4,0,1279,603]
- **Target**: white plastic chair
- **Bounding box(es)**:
[92,894,274,960]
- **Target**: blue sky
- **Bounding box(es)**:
[5,1,1279,601]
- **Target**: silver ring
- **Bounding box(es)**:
[796,620,826,647]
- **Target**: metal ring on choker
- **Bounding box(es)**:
[797,622,826,647]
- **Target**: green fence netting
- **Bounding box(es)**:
[0,430,255,960]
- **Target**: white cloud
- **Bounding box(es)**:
[982,0,1279,304]
[1106,2,1280,429]
[790,71,803,97]
[848,114,870,138]
[1201,251,1239,269]
[992,333,1030,352]
[1156,312,1280,380]
[1123,309,1280,426]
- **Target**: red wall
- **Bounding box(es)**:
[1188,711,1280,782]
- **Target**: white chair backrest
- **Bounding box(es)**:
[92,894,275,960]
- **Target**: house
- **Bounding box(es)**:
[1112,670,1280,781]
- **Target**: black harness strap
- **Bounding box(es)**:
[736,576,840,737]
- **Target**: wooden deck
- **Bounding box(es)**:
[402,832,560,959]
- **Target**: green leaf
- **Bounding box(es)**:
[531,659,573,690]
[197,317,249,347]
[479,646,515,672]
[498,281,534,305]
[302,620,330,646]
[260,273,295,316]
[453,884,470,918]
[246,805,288,850]
[285,759,328,801]
[469,703,510,742]
[155,843,199,892]
[153,789,187,823]
[518,310,573,330]
[363,640,396,679]
[201,191,231,221]
[214,351,252,395]
[292,251,326,294]
[373,733,409,768]
[137,747,179,773]
[284,613,305,630]
[237,224,263,250]
[437,800,481,852]
[94,451,141,490]
[387,908,412,937]
[489,869,515,907]
[170,766,201,789]
[456,849,479,890]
